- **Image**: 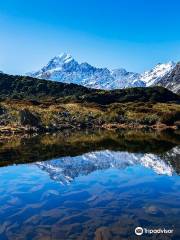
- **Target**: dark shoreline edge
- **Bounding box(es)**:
[0,129,179,167]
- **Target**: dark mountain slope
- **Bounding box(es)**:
[0,73,91,100]
[0,73,179,104]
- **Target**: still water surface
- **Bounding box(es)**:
[0,130,179,240]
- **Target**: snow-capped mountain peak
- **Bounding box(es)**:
[140,61,176,86]
[27,53,176,90]
[27,53,145,89]
[57,53,73,63]
[42,53,74,71]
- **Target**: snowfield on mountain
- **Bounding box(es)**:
[28,53,176,91]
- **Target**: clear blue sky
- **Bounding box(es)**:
[0,0,180,74]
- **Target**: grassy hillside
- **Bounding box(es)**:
[0,72,179,134]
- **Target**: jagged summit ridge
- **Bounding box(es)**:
[140,61,176,86]
[43,53,74,71]
[156,62,180,94]
[28,53,176,91]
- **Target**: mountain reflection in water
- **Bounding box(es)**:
[36,148,179,185]
[0,130,180,240]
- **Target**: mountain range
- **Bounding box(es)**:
[28,53,179,93]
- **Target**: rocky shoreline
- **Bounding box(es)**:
[0,122,179,137]
[102,122,179,130]
[0,100,179,136]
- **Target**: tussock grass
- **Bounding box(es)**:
[0,100,180,131]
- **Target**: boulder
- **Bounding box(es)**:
[19,109,41,127]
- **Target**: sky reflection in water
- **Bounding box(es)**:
[0,132,180,240]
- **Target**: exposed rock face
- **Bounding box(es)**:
[141,61,175,86]
[155,62,180,94]
[19,109,41,127]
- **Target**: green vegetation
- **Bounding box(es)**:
[0,73,179,103]
[0,100,179,133]
[0,72,179,133]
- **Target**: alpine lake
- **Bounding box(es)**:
[0,129,180,240]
